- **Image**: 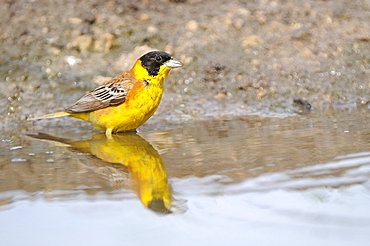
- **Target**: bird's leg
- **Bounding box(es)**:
[105,128,113,139]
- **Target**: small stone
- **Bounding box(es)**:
[293,98,312,109]
[257,91,266,98]
[69,17,83,25]
[250,59,260,67]
[255,11,266,25]
[357,97,369,105]
[223,16,233,27]
[269,21,285,32]
[269,1,278,8]
[95,14,108,24]
[325,15,332,24]
[147,25,158,34]
[71,35,93,52]
[179,54,193,65]
[49,47,61,56]
[302,48,313,58]
[94,33,115,53]
[291,26,311,40]
[40,92,55,100]
[214,93,227,99]
[237,7,251,17]
[269,87,278,94]
[233,18,244,29]
[186,20,199,32]
[139,13,150,21]
[242,35,259,47]
[108,15,126,30]
[42,27,49,34]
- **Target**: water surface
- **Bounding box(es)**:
[0,109,370,245]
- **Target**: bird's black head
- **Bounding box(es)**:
[139,51,173,76]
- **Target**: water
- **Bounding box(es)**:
[0,109,370,246]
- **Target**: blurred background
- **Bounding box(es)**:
[1,0,370,131]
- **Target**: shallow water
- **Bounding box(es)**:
[1,109,370,245]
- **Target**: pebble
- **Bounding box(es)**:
[139,13,150,21]
[108,15,126,30]
[242,35,259,47]
[214,93,227,99]
[186,20,199,32]
[357,97,369,105]
[68,17,83,25]
[49,47,61,56]
[147,25,158,34]
[233,18,244,29]
[255,11,266,25]
[257,91,266,98]
[70,35,93,52]
[94,33,115,53]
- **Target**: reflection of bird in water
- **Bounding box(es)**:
[27,132,176,214]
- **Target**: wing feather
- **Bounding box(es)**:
[66,77,134,113]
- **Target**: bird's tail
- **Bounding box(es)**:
[27,111,71,121]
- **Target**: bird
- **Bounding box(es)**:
[28,51,183,138]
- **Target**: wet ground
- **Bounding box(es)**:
[1,0,370,245]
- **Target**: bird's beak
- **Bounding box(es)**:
[164,57,184,68]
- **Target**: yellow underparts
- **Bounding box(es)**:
[70,61,171,138]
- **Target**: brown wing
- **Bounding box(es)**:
[65,76,135,113]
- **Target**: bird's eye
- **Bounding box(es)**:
[156,56,162,62]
